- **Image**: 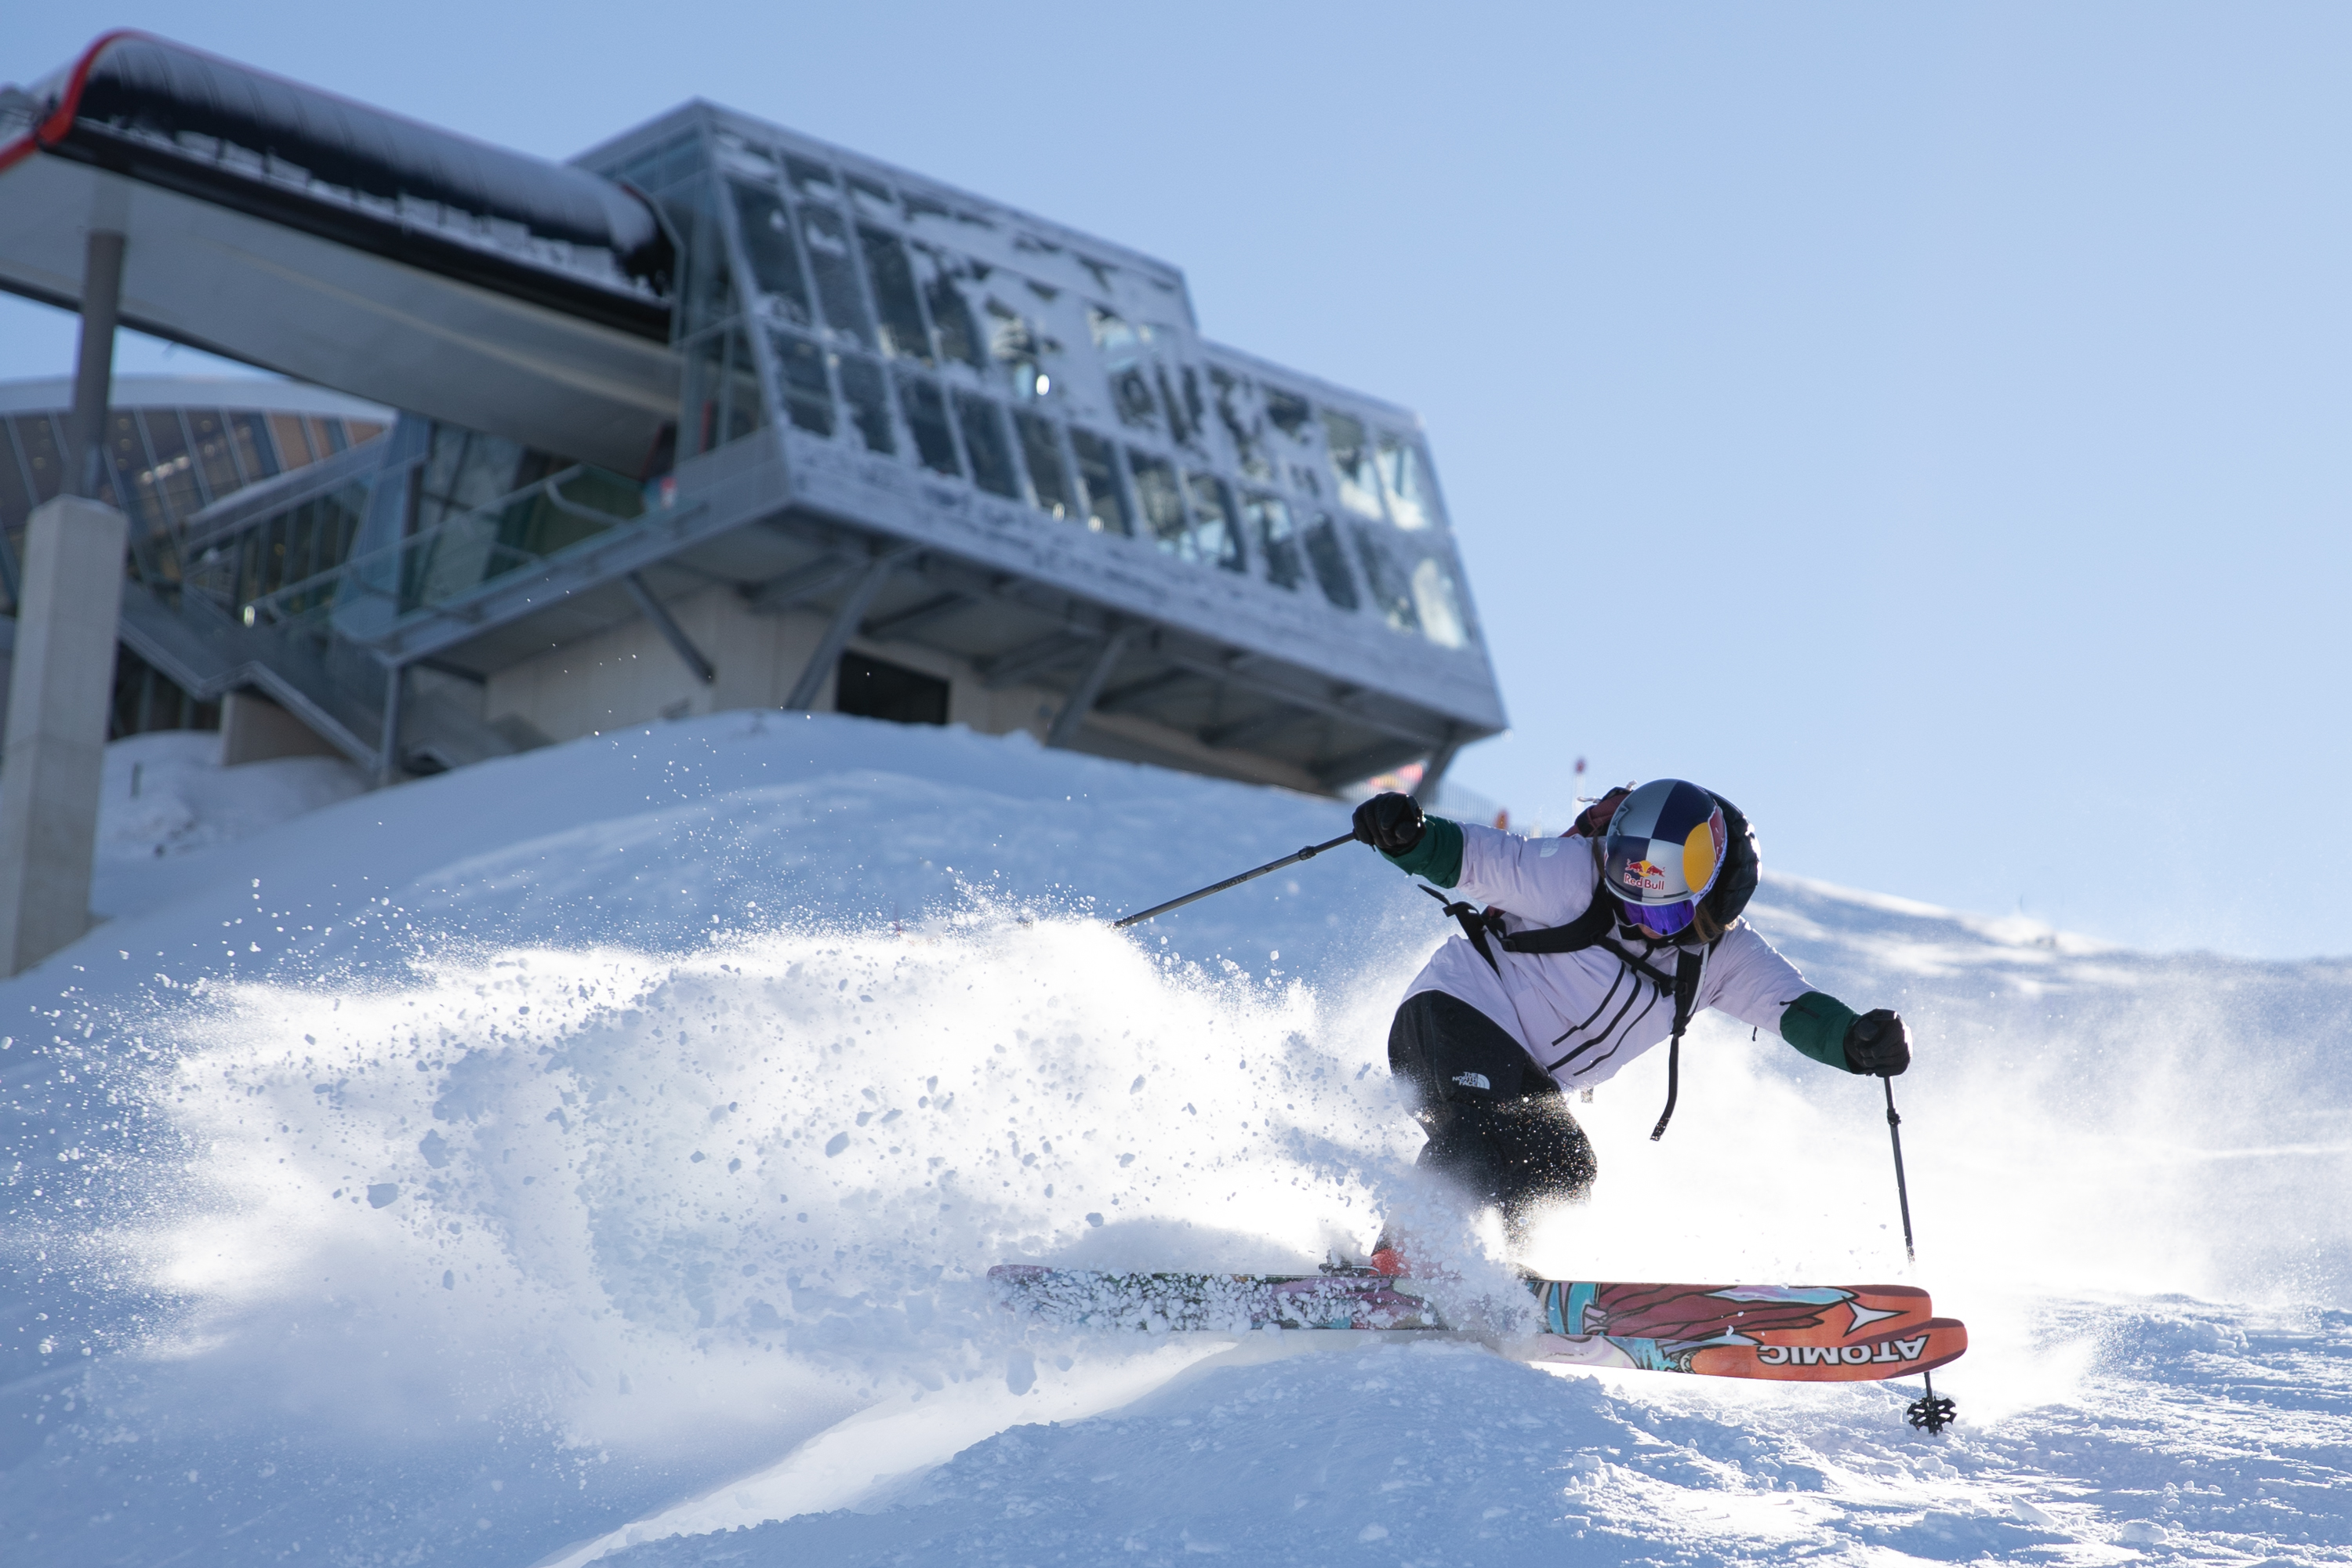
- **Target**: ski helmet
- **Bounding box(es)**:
[1601,779,1727,938]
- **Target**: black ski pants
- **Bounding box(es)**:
[1388,991,1596,1240]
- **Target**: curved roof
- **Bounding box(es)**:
[0,373,391,420]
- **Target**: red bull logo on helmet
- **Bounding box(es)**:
[1624,858,1668,895]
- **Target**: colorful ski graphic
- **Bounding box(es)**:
[987,1266,1966,1383]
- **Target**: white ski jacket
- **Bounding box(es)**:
[1403,823,1818,1091]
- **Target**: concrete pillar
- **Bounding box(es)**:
[0,496,129,975]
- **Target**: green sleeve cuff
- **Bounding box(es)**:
[1780,991,1862,1071]
[1382,815,1464,886]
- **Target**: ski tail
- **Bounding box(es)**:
[1504,1316,1965,1381]
[1691,1316,1968,1381]
[1528,1280,1935,1342]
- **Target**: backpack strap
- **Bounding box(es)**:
[1494,889,1617,956]
[1647,945,1710,1142]
[1417,883,1504,975]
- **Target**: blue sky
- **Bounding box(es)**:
[3,4,2343,958]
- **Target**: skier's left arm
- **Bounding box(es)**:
[1705,926,1912,1076]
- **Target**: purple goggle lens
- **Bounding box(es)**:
[1622,898,1697,938]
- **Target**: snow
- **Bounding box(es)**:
[91,729,369,920]
[3,711,2347,1566]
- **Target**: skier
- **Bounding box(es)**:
[1352,779,1911,1266]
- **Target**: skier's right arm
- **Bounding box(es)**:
[1352,793,1594,926]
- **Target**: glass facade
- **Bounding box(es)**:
[592,113,1479,656]
[0,398,385,564]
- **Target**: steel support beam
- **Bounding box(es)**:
[1045,626,1134,749]
[64,230,125,502]
[1312,738,1424,789]
[783,546,917,710]
[863,590,972,642]
[1414,731,1462,804]
[978,629,1098,691]
[742,551,866,616]
[624,571,715,684]
[377,662,406,787]
[1094,666,1196,715]
[1198,703,1308,752]
[1154,648,1447,750]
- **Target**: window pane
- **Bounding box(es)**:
[837,355,895,454]
[418,426,528,527]
[955,393,1019,498]
[1376,434,1440,531]
[1183,470,1245,572]
[685,328,768,452]
[721,328,765,445]
[0,421,32,535]
[11,415,66,503]
[1243,492,1303,590]
[1265,388,1312,437]
[1015,412,1073,520]
[1352,524,1419,632]
[1322,409,1385,518]
[858,225,932,362]
[919,247,984,368]
[729,180,815,327]
[228,412,277,482]
[1303,514,1359,610]
[270,414,314,468]
[1091,308,1159,430]
[848,176,898,223]
[1127,449,1187,555]
[1163,365,1204,448]
[684,334,725,454]
[678,180,737,337]
[186,409,242,501]
[985,297,1046,396]
[1412,557,1469,648]
[798,205,874,347]
[897,372,960,476]
[1212,368,1272,481]
[138,410,204,522]
[771,330,834,436]
[1069,429,1129,535]
[101,411,156,528]
[784,154,835,201]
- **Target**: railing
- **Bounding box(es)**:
[243,464,649,643]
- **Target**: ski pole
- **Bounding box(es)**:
[1112,832,1355,928]
[1884,1075,1915,1263]
[1882,1074,1955,1434]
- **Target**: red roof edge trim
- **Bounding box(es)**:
[35,30,151,147]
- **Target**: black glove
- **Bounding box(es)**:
[1352,791,1426,855]
[1843,1009,1911,1076]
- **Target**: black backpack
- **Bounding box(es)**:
[1421,792,1759,1142]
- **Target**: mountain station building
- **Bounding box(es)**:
[0,31,1505,804]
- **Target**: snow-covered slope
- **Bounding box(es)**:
[3,713,2346,1565]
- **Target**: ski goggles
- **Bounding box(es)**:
[1620,896,1698,938]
